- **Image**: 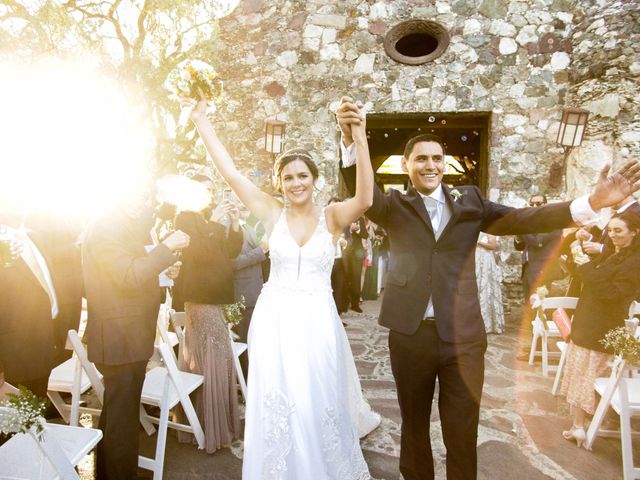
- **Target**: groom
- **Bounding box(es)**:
[336,97,640,479]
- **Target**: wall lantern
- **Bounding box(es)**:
[264,119,286,158]
[556,107,589,148]
[550,107,589,189]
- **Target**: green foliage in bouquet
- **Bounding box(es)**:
[0,386,49,437]
[223,296,246,328]
[600,326,640,363]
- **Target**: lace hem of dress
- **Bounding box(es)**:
[322,408,371,480]
[263,390,295,480]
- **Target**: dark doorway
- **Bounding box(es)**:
[342,112,491,196]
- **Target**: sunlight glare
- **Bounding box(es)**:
[0,57,154,221]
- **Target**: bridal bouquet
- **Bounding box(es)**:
[0,386,48,438]
[165,60,223,127]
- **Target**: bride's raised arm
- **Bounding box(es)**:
[326,96,374,234]
[188,99,282,226]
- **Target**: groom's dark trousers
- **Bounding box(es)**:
[390,324,486,479]
[342,165,574,479]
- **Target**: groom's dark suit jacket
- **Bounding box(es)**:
[342,167,574,343]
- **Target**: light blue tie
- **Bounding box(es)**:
[424,196,439,232]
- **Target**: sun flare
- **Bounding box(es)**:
[0,57,155,221]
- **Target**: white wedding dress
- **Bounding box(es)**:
[242,208,379,480]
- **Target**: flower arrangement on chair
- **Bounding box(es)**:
[601,326,640,365]
[0,386,48,439]
[223,295,246,329]
[530,285,550,331]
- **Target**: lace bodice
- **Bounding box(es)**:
[265,208,334,291]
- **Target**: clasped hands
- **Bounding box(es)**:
[336,96,367,146]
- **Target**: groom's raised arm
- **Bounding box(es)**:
[339,140,390,228]
[483,159,640,235]
[336,97,390,227]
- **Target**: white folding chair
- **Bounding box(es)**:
[585,357,640,479]
[0,380,19,400]
[168,308,186,362]
[138,342,205,480]
[230,327,248,402]
[156,306,181,364]
[48,329,156,436]
[0,404,102,480]
[528,296,578,377]
[47,330,104,426]
[551,340,569,396]
[167,309,247,402]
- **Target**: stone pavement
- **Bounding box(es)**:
[79,294,631,479]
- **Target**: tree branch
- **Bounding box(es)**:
[132,0,150,56]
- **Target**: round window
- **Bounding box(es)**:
[384,20,450,65]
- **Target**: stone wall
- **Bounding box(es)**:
[566,0,640,200]
[209,0,635,321]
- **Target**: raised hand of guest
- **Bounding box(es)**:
[575,228,592,242]
[165,260,182,279]
[588,160,640,211]
[581,240,603,255]
[226,201,241,232]
[212,199,239,227]
[162,229,190,252]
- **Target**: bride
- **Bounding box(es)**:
[187,96,380,479]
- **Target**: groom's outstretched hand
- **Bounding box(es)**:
[588,159,640,211]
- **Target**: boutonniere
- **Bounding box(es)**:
[450,189,466,202]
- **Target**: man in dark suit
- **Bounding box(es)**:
[514,194,564,304]
[344,216,368,312]
[513,195,564,359]
[337,96,640,480]
[82,193,189,480]
[0,213,58,398]
[26,213,84,364]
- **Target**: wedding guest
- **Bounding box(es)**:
[560,210,640,447]
[26,213,84,364]
[83,190,188,480]
[514,194,564,359]
[328,196,349,314]
[229,196,266,380]
[580,194,640,257]
[344,216,368,313]
[0,213,57,399]
[172,178,243,453]
[362,220,385,301]
[514,195,564,302]
[475,232,504,334]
